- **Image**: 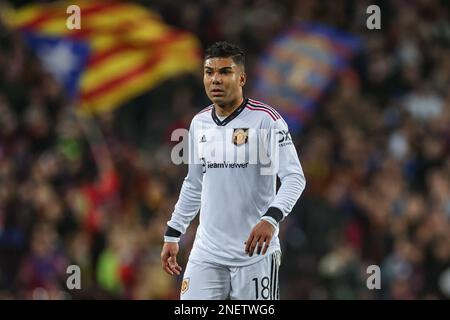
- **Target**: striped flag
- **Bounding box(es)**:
[7,0,202,115]
[252,23,362,133]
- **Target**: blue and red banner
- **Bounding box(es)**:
[252,23,362,133]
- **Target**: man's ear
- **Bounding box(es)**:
[240,72,246,87]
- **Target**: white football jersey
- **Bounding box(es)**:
[167,98,306,266]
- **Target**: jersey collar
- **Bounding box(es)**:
[211,98,248,126]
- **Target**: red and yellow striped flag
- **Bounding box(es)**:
[7,0,202,115]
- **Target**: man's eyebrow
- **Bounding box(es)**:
[204,66,234,70]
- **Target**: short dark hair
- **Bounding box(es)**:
[204,41,245,69]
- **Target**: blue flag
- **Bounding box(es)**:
[22,32,90,100]
[252,23,362,133]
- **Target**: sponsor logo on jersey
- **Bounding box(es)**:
[277,130,293,146]
[206,161,249,169]
[201,157,206,173]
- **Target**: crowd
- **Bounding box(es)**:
[0,0,449,299]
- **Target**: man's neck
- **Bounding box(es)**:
[215,97,244,117]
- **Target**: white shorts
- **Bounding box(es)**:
[180,251,281,300]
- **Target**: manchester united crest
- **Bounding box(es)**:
[181,278,190,294]
[232,128,249,145]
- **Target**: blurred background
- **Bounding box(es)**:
[0,0,449,300]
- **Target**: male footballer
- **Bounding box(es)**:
[161,41,306,300]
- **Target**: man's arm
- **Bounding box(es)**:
[262,117,306,223]
[245,117,306,256]
[165,119,203,237]
[161,120,203,275]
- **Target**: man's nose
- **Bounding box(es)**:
[212,73,222,84]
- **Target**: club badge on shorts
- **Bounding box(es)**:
[232,128,249,145]
[181,278,190,294]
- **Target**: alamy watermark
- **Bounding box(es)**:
[366,5,381,30]
[66,5,81,30]
[66,265,81,290]
[64,5,381,34]
[366,265,381,290]
[170,127,293,176]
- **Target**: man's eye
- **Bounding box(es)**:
[205,70,212,75]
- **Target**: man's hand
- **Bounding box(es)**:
[161,242,182,276]
[245,220,276,257]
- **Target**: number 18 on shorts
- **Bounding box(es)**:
[180,251,281,300]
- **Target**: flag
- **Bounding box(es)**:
[7,0,202,115]
[22,32,90,100]
[252,23,362,133]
